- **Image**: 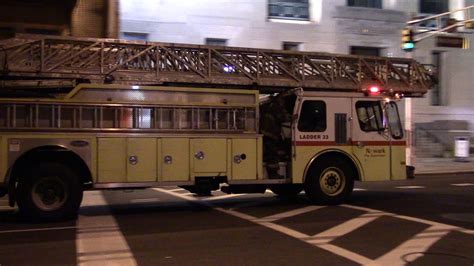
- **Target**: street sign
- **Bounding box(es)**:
[436,36,468,49]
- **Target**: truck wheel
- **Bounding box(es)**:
[304,158,354,205]
[270,184,303,198]
[17,162,83,221]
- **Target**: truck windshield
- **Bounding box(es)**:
[386,101,403,139]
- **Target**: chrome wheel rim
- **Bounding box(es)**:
[32,176,67,211]
[319,167,345,196]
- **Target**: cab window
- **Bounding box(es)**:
[386,101,403,139]
[298,100,326,132]
[356,101,384,132]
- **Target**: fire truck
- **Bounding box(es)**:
[0,35,433,220]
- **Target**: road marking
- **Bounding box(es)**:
[130,198,160,203]
[342,204,474,235]
[204,194,243,201]
[155,188,474,265]
[374,225,451,264]
[76,191,137,266]
[167,188,186,192]
[395,186,425,189]
[257,206,324,222]
[307,212,384,245]
[353,188,367,191]
[451,183,474,187]
[155,187,374,265]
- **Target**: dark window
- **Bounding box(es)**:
[205,38,227,46]
[347,0,382,8]
[122,32,149,41]
[0,27,15,39]
[282,42,301,51]
[355,101,384,132]
[420,0,449,14]
[25,28,60,35]
[298,100,326,132]
[386,102,403,139]
[269,0,310,20]
[431,52,443,106]
[350,46,381,57]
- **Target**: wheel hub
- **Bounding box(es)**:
[319,167,346,196]
[32,177,67,211]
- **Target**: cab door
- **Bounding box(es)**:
[351,98,390,181]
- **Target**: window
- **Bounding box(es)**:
[282,42,301,51]
[268,0,309,20]
[386,102,403,139]
[431,52,443,106]
[355,101,384,132]
[122,32,149,41]
[205,38,227,46]
[347,0,382,8]
[298,101,326,132]
[350,46,381,57]
[419,0,449,14]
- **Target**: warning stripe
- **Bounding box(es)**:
[295,141,406,146]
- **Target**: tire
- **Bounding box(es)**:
[304,157,354,205]
[270,184,303,198]
[17,162,83,221]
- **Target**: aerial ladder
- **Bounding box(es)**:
[0,34,434,97]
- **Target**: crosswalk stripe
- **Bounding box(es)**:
[373,225,451,264]
[451,183,474,187]
[76,191,137,266]
[307,213,384,245]
[395,186,425,189]
[257,206,324,222]
[353,188,367,191]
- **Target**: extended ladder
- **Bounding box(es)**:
[0,34,434,96]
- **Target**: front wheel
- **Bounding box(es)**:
[304,158,354,205]
[17,162,83,221]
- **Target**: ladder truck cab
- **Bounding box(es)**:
[0,34,434,221]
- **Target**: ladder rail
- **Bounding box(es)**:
[0,34,433,96]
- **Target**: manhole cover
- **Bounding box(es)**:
[441,213,474,223]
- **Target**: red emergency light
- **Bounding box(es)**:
[369,86,380,93]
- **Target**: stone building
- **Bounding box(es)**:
[0,0,119,38]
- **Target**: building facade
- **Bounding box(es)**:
[119,0,474,159]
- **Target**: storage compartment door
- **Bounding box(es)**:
[127,138,157,182]
[98,138,126,183]
[160,138,190,181]
[231,139,257,180]
[191,139,227,174]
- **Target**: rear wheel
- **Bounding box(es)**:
[304,158,354,205]
[17,162,83,221]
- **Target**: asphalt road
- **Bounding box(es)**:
[0,174,473,266]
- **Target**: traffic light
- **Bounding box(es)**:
[401,28,415,51]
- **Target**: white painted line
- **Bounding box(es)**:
[308,213,384,245]
[257,206,324,222]
[395,186,425,189]
[130,198,160,203]
[0,226,79,234]
[374,225,451,264]
[342,204,474,235]
[450,183,474,187]
[353,188,367,191]
[317,244,374,265]
[76,192,137,266]
[205,194,244,201]
[157,188,374,265]
[265,189,275,194]
[167,188,186,192]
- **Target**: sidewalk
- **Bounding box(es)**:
[414,156,474,175]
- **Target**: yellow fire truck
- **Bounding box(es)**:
[0,35,433,220]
